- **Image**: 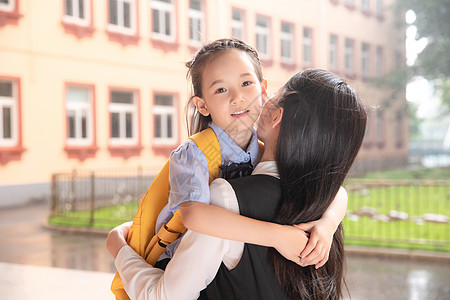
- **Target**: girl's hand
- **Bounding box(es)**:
[295,218,336,269]
[106,221,132,259]
[273,224,309,266]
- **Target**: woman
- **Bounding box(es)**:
[107,69,367,299]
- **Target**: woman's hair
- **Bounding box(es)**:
[269,69,367,299]
[185,38,263,135]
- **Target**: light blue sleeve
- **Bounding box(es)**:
[168,139,211,212]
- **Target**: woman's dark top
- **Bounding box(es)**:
[204,174,289,300]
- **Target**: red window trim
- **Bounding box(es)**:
[63,82,98,161]
[255,13,272,63]
[0,0,22,26]
[106,0,141,46]
[0,75,25,165]
[151,90,181,158]
[107,86,143,159]
[230,6,246,41]
[149,0,179,52]
[61,0,95,39]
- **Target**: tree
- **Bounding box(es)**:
[396,0,450,113]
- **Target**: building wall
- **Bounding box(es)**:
[0,0,408,205]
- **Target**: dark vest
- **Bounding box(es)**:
[204,174,290,300]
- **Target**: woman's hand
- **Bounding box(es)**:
[272,224,309,266]
[295,217,336,269]
[106,221,132,260]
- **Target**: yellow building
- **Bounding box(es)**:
[0,0,407,206]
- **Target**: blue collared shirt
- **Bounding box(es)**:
[155,123,260,258]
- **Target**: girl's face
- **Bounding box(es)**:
[193,49,266,141]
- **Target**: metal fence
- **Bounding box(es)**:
[50,168,450,251]
[50,167,155,228]
[344,179,450,251]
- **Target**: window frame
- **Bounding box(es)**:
[188,0,205,46]
[344,38,355,75]
[255,15,271,61]
[63,0,91,27]
[302,27,313,66]
[375,46,383,77]
[150,0,176,43]
[65,84,95,147]
[0,78,18,147]
[152,92,178,145]
[231,7,245,41]
[107,0,137,36]
[329,34,338,71]
[108,88,140,146]
[361,42,370,78]
[280,21,295,64]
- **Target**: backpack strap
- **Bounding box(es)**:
[189,127,222,184]
[144,128,221,265]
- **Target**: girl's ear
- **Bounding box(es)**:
[192,96,209,117]
[261,79,268,96]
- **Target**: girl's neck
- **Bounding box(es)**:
[229,128,253,150]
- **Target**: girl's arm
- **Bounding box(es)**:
[180,184,347,267]
[296,186,348,268]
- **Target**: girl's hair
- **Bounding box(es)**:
[269,69,367,299]
[185,38,263,135]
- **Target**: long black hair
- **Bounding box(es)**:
[269,69,367,299]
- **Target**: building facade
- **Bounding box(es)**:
[0,0,408,206]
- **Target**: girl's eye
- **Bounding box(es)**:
[242,81,252,87]
[215,87,227,94]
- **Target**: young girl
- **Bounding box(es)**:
[111,39,348,298]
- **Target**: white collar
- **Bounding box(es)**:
[251,161,279,179]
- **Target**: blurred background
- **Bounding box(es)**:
[0,0,449,299]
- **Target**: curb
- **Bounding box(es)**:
[45,224,450,262]
[345,245,450,262]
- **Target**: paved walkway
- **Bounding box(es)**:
[0,262,113,300]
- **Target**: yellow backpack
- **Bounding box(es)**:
[111,128,222,300]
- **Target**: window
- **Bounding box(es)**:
[303,28,312,66]
[361,43,370,77]
[255,16,270,60]
[151,0,176,42]
[329,35,338,70]
[376,46,383,77]
[344,0,355,7]
[376,0,383,16]
[153,93,177,144]
[280,22,294,63]
[376,110,384,146]
[231,9,244,40]
[344,39,354,74]
[63,0,90,26]
[395,51,403,69]
[363,111,373,146]
[395,111,403,147]
[0,79,18,147]
[361,0,370,12]
[0,0,15,12]
[188,0,204,45]
[109,90,138,145]
[108,0,136,35]
[66,85,93,146]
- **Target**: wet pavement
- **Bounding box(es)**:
[0,201,449,299]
